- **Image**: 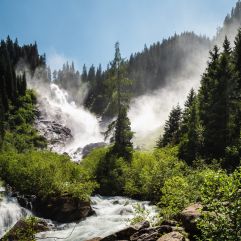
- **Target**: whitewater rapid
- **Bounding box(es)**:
[36,196,156,241]
[0,193,156,240]
[0,187,30,238]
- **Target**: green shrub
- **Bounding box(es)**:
[197,169,241,240]
[159,176,192,219]
[81,146,109,177]
[123,147,188,201]
[2,217,40,241]
[0,151,97,200]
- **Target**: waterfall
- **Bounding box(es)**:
[32,82,104,160]
[0,188,30,238]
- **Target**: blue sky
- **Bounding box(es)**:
[0,0,238,71]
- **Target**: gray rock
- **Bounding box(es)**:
[157,231,185,241]
[179,203,202,237]
[82,142,106,158]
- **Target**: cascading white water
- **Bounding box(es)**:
[33,82,104,160]
[36,196,156,241]
[0,188,30,238]
[48,84,103,150]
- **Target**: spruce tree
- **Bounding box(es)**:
[180,88,196,135]
[199,45,221,158]
[105,42,133,160]
[0,95,4,148]
[0,76,9,112]
[179,99,201,165]
[82,64,88,82]
[157,104,182,147]
[225,29,241,168]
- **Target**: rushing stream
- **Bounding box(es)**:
[36,196,156,241]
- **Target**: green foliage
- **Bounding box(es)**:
[158,169,216,219]
[179,98,202,165]
[0,36,47,147]
[197,169,241,240]
[128,203,156,226]
[159,176,192,219]
[157,105,182,148]
[123,147,188,201]
[2,216,40,241]
[0,151,97,200]
[1,90,47,152]
[111,106,134,161]
[81,147,109,177]
[82,146,189,201]
[159,31,241,169]
[103,42,134,161]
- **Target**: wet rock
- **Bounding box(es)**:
[101,227,138,241]
[179,203,202,237]
[17,194,36,210]
[35,112,73,151]
[82,142,107,158]
[133,221,150,230]
[157,231,185,241]
[130,226,173,241]
[85,238,101,241]
[161,220,178,227]
[33,194,93,223]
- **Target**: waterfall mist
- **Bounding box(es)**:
[129,49,209,149]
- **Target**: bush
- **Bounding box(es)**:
[159,176,192,219]
[0,151,97,200]
[81,146,109,178]
[2,217,40,241]
[197,169,241,240]
[123,147,188,201]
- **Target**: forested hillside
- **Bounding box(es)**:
[0,37,47,147]
[50,1,241,120]
[83,32,211,117]
[157,34,241,170]
[216,0,241,43]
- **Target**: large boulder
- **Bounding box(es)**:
[179,203,202,237]
[33,194,94,223]
[157,231,185,241]
[130,226,173,241]
[101,227,138,241]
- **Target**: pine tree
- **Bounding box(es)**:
[105,42,133,160]
[157,104,182,147]
[82,64,88,82]
[179,99,201,165]
[112,106,133,160]
[199,45,221,158]
[180,88,196,135]
[224,29,241,168]
[0,76,9,112]
[0,95,4,148]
